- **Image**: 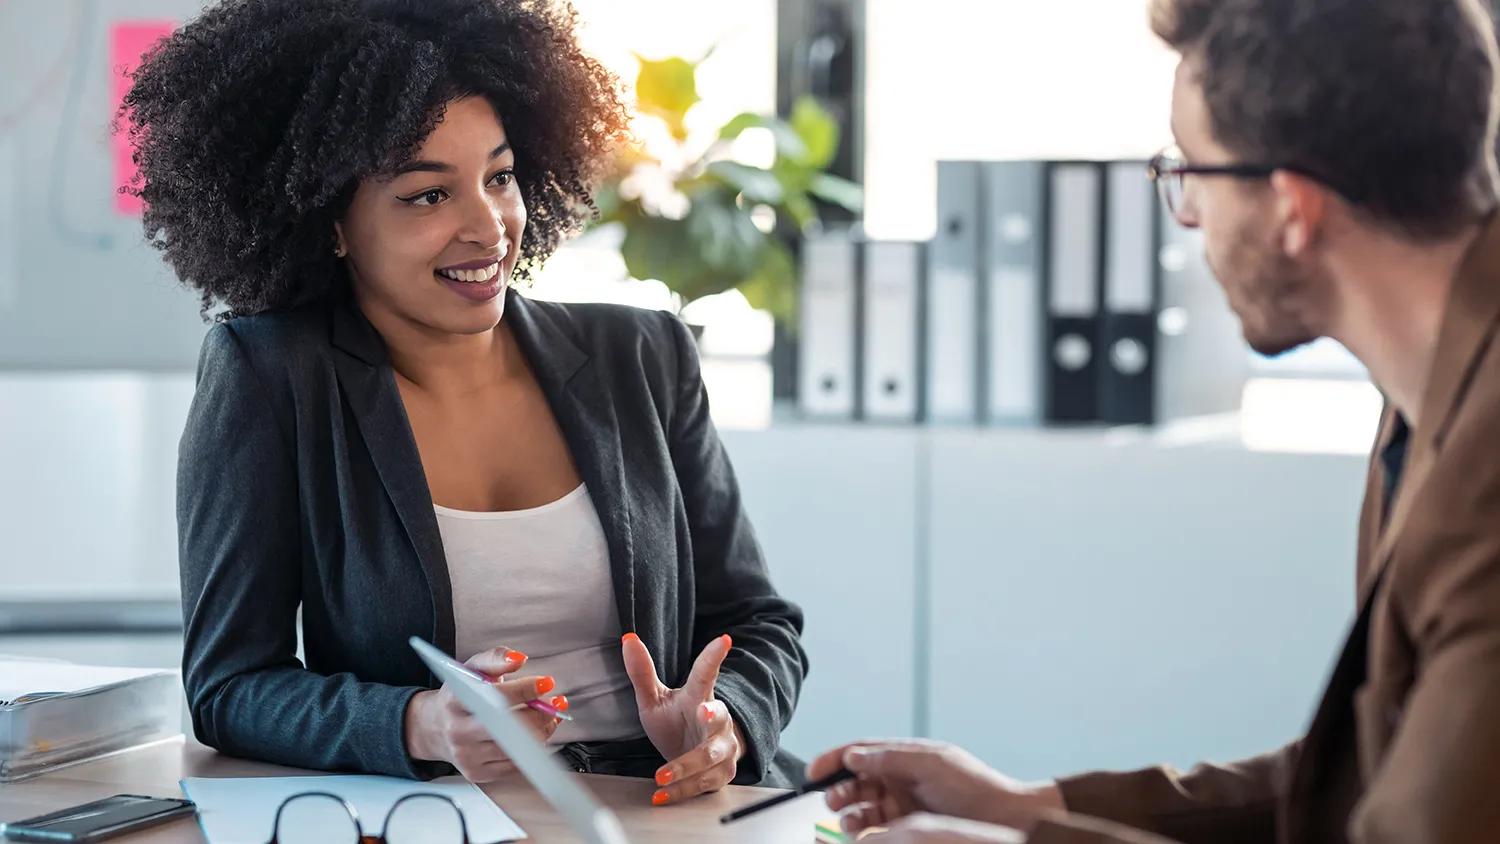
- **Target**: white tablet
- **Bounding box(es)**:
[409,636,631,844]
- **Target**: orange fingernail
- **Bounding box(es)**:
[656,769,674,786]
[505,651,527,663]
[722,634,732,648]
[538,676,556,695]
[701,703,714,721]
[623,632,640,645]
[551,695,569,712]
[652,791,670,806]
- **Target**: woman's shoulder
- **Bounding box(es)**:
[195,299,340,388]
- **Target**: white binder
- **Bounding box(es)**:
[861,240,922,422]
[1154,202,1251,421]
[981,161,1046,426]
[0,136,15,310]
[925,161,983,423]
[797,231,859,419]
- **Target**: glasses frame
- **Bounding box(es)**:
[1147,146,1346,224]
[265,791,472,844]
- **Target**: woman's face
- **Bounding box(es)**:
[337,96,527,337]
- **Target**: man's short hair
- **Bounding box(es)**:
[1151,0,1500,240]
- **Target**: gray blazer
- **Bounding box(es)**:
[176,288,808,785]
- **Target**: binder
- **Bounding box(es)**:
[797,230,860,419]
[1098,160,1159,425]
[980,161,1047,426]
[924,160,983,424]
[1154,202,1252,421]
[1044,162,1104,424]
[861,240,923,423]
[0,136,14,310]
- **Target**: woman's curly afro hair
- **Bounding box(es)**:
[119,0,631,319]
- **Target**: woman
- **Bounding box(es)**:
[120,0,807,802]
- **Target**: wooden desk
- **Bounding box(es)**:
[0,739,832,843]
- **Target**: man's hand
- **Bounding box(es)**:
[621,632,744,805]
[808,739,1063,835]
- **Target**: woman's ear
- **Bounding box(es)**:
[333,221,347,258]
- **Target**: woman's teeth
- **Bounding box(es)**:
[436,263,499,283]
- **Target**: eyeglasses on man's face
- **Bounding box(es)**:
[265,791,471,844]
[1146,146,1280,224]
[1146,146,1343,226]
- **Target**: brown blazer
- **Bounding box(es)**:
[1028,214,1500,844]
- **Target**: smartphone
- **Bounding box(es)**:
[1,795,196,842]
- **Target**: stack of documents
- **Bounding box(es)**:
[0,658,181,781]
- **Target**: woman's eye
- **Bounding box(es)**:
[403,189,446,207]
[491,170,514,188]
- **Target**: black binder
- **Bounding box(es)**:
[1043,161,1104,424]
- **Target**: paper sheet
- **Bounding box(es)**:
[0,659,170,705]
[181,775,526,844]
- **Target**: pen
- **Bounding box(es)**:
[461,660,574,721]
[513,698,573,721]
[719,768,855,824]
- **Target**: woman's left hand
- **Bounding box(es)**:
[622,632,745,805]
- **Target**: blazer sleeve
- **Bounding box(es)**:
[177,324,432,778]
[1049,739,1300,844]
[661,313,810,784]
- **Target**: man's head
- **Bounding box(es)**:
[1151,0,1500,356]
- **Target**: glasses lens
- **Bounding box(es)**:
[385,794,467,844]
[1149,151,1180,218]
[273,794,360,844]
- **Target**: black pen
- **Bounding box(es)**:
[719,768,856,824]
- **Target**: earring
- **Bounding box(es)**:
[334,244,347,258]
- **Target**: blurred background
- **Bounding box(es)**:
[1,0,1383,780]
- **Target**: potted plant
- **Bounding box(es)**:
[588,49,864,333]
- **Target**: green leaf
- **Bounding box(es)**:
[808,172,865,212]
[718,112,809,161]
[633,54,700,140]
[737,241,799,321]
[783,192,819,230]
[618,190,771,307]
[789,94,840,170]
[705,161,785,205]
[619,213,692,288]
[685,192,764,275]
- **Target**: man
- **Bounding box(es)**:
[808,0,1500,842]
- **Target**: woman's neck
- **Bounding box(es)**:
[360,302,524,397]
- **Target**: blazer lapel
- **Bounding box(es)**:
[1353,406,1397,589]
[1358,215,1500,607]
[504,291,639,636]
[329,300,456,655]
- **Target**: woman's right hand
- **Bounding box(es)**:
[403,647,564,782]
[808,740,1064,837]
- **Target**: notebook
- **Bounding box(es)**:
[0,659,172,706]
[0,658,182,782]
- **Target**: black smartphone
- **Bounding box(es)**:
[1,794,197,842]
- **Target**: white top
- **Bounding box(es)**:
[435,484,643,744]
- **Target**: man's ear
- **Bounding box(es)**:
[1269,170,1326,256]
